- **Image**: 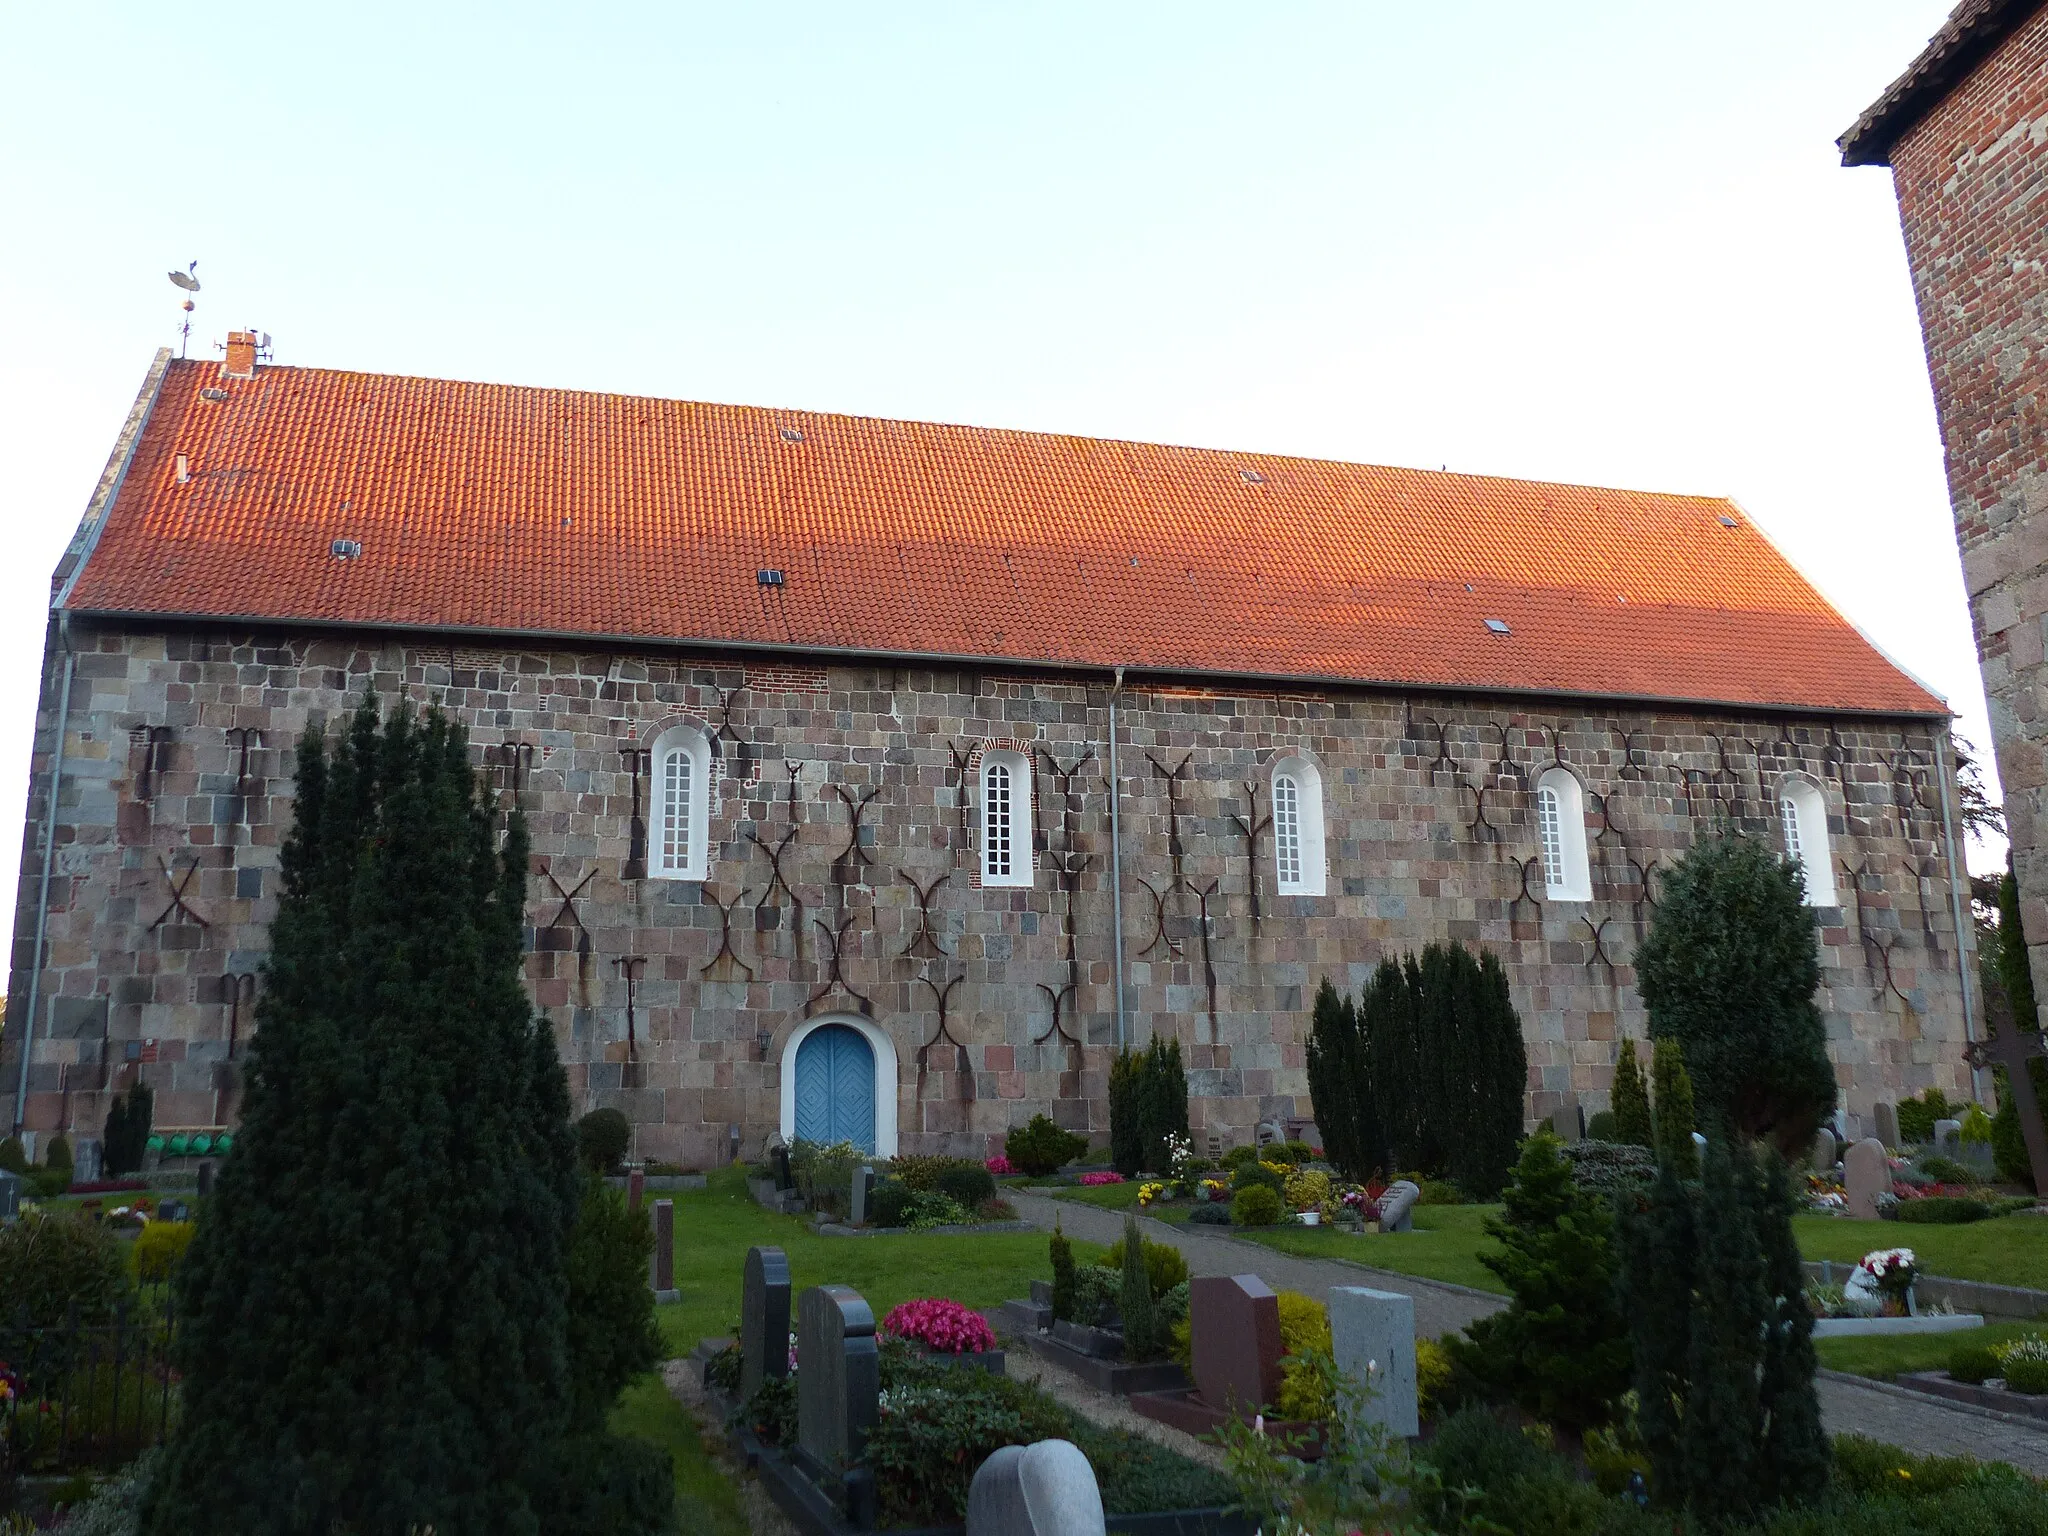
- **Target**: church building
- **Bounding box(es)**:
[1,341,1977,1168]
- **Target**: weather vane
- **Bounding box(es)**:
[167,261,200,358]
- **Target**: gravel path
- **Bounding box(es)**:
[1010,1191,2048,1471]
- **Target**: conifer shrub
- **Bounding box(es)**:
[1611,1036,1654,1149]
[1652,1038,1699,1179]
[1584,1110,1618,1142]
[1100,1234,1189,1299]
[0,1208,130,1329]
[140,700,646,1536]
[1230,1159,1286,1194]
[1231,1184,1283,1226]
[1633,834,1835,1155]
[1220,1143,1261,1169]
[103,1080,154,1179]
[1049,1220,1075,1321]
[1117,1214,1160,1361]
[1138,1037,1189,1177]
[0,1136,25,1174]
[935,1163,996,1209]
[1108,1049,1144,1177]
[1448,1132,1630,1431]
[576,1108,633,1175]
[1305,979,1379,1179]
[1947,1342,2000,1384]
[134,1220,196,1285]
[1897,1088,1956,1144]
[1005,1114,1088,1177]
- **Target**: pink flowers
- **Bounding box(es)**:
[1078,1171,1125,1186]
[985,1155,1016,1176]
[881,1298,997,1355]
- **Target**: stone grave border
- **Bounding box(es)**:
[606,1172,708,1192]
[811,1217,1034,1237]
[1896,1369,2048,1422]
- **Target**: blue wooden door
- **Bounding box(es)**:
[793,1024,877,1153]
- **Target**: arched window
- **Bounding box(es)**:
[980,748,1034,887]
[650,724,712,881]
[1534,767,1592,901]
[1778,776,1838,906]
[1270,754,1327,896]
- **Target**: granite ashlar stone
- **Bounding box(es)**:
[1377,1180,1421,1233]
[741,1245,792,1400]
[1189,1274,1283,1415]
[1329,1286,1418,1440]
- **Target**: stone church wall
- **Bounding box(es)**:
[3,622,1976,1168]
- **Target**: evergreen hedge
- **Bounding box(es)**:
[1108,1037,1189,1176]
[142,700,664,1536]
[1992,859,2048,1190]
[103,1080,154,1179]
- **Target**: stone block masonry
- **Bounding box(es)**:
[1,622,1972,1164]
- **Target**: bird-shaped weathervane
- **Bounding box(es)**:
[167,261,200,357]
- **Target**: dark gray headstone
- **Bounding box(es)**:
[0,1169,19,1222]
[850,1165,875,1225]
[156,1198,189,1222]
[771,1143,794,1191]
[651,1199,678,1302]
[1873,1102,1899,1148]
[628,1168,645,1212]
[1548,1103,1583,1143]
[1378,1179,1420,1233]
[1934,1118,1962,1155]
[741,1245,792,1400]
[967,1439,1106,1536]
[797,1284,880,1476]
[196,1160,215,1199]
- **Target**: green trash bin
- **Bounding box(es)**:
[190,1133,212,1155]
[166,1134,189,1158]
[214,1132,233,1155]
[145,1134,165,1154]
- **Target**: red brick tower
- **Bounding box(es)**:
[1845,2,2048,1012]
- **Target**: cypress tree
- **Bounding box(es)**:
[1755,1148,1829,1506]
[1108,1049,1144,1178]
[104,1079,153,1178]
[1305,980,1371,1179]
[1049,1218,1076,1322]
[1138,1037,1189,1175]
[1611,1038,1652,1150]
[1363,958,1421,1168]
[1652,1039,1699,1180]
[1633,834,1836,1155]
[1456,948,1528,1200]
[1117,1212,1158,1362]
[1450,1132,1629,1429]
[1680,1138,1769,1526]
[1619,1159,1696,1506]
[143,701,585,1536]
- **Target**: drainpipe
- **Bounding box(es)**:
[13,625,76,1135]
[1108,666,1128,1051]
[1933,725,1983,1102]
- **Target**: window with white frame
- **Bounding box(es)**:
[1534,767,1592,901]
[1270,753,1327,896]
[1778,777,1838,906]
[651,725,712,881]
[980,748,1034,887]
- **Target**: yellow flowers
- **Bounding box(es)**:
[1136,1181,1166,1207]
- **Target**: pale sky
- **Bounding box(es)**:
[0,2,1997,949]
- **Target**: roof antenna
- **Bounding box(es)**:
[167,261,201,359]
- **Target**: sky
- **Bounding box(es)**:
[0,1,1999,949]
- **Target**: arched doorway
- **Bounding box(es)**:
[779,1014,898,1156]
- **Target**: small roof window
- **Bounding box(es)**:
[1484,618,1511,635]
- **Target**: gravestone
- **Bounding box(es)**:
[796,1284,881,1515]
[1548,1103,1583,1143]
[741,1245,793,1400]
[1934,1118,1962,1155]
[156,1198,189,1222]
[849,1165,875,1225]
[195,1160,215,1199]
[74,1139,103,1184]
[1329,1286,1418,1439]
[1873,1102,1899,1148]
[1844,1137,1890,1220]
[651,1199,678,1302]
[1377,1180,1421,1233]
[0,1169,18,1222]
[1809,1128,1838,1173]
[1189,1274,1283,1415]
[628,1168,646,1212]
[967,1439,1106,1536]
[771,1142,795,1192]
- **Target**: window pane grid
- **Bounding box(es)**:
[660,748,691,873]
[984,761,1012,876]
[1274,775,1302,887]
[1781,795,1803,866]
[1537,786,1565,892]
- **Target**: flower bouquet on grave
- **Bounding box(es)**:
[1136,1182,1167,1209]
[1199,1177,1232,1203]
[984,1154,1016,1176]
[1855,1247,1918,1316]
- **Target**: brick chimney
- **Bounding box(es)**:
[222,331,258,380]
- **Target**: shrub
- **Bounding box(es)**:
[45,1133,73,1178]
[1611,1035,1655,1149]
[1562,1140,1655,1199]
[881,1298,997,1354]
[888,1153,956,1190]
[1829,1432,2004,1497]
[1948,1342,2001,1384]
[869,1178,913,1228]
[1099,1235,1189,1300]
[1917,1154,1977,1185]
[563,1175,661,1434]
[1961,1103,1995,1144]
[1139,1040,1190,1176]
[1186,1202,1232,1225]
[1584,1110,1618,1142]
[1416,1337,1452,1419]
[1280,1139,1316,1164]
[1049,1219,1076,1320]
[735,1373,798,1447]
[935,1163,996,1210]
[791,1138,866,1214]
[902,1190,972,1229]
[1634,835,1835,1155]
[1220,1144,1261,1170]
[134,1220,197,1285]
[1898,1088,1956,1144]
[0,1208,131,1328]
[1118,1214,1161,1361]
[1421,1406,1558,1508]
[575,1108,632,1175]
[2003,1337,2048,1395]
[1652,1037,1699,1177]
[1896,1195,1993,1224]
[1071,1264,1120,1324]
[103,1081,154,1179]
[1415,1178,1468,1205]
[705,1341,742,1394]
[1996,1194,2039,1217]
[1231,1184,1283,1226]
[0,1136,25,1174]
[1231,1159,1287,1194]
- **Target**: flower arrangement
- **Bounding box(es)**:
[1136,1182,1167,1208]
[1078,1171,1125,1186]
[1200,1177,1231,1203]
[1283,1168,1332,1213]
[1856,1247,1918,1312]
[880,1297,997,1354]
[1164,1131,1195,1179]
[984,1154,1016,1176]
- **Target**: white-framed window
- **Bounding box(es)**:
[1778,776,1838,906]
[1534,767,1592,901]
[1270,753,1328,896]
[650,724,713,881]
[979,748,1034,887]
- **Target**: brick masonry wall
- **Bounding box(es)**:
[0,623,1971,1167]
[1888,6,2048,1011]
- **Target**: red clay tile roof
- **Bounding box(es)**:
[59,357,1944,717]
[1840,0,2046,166]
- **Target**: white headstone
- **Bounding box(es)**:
[1934,1119,1962,1155]
[1548,1103,1583,1143]
[1329,1286,1419,1440]
[967,1439,1106,1536]
[1810,1128,1838,1172]
[1377,1180,1421,1233]
[1844,1137,1890,1221]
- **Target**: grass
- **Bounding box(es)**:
[1229,1204,1510,1293]
[1813,1320,2042,1381]
[1039,1181,1194,1222]
[1794,1213,2048,1290]
[655,1164,1098,1356]
[610,1373,750,1536]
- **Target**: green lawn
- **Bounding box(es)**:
[1814,1320,2042,1382]
[1039,1182,1192,1223]
[657,1165,1096,1356]
[611,1373,750,1536]
[1794,1214,2048,1290]
[1229,1205,1510,1294]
